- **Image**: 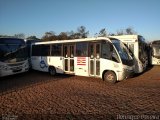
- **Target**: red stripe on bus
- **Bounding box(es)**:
[77,57,86,59]
[77,64,86,65]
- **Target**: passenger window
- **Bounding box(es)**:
[70,45,74,58]
[63,45,68,57]
[101,41,112,59]
[76,42,88,57]
[41,45,50,56]
[96,44,100,58]
[51,44,62,56]
[32,45,50,56]
[89,44,94,58]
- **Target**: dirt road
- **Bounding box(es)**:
[0,66,160,120]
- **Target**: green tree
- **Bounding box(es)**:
[116,29,125,35]
[67,31,75,39]
[26,36,40,40]
[116,27,137,35]
[14,33,25,39]
[58,32,68,40]
[125,27,136,35]
[76,26,89,38]
[99,28,107,37]
[42,31,57,41]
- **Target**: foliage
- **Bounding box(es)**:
[98,28,107,37]
[1,26,138,41]
[14,33,25,39]
[26,36,40,40]
[125,27,136,35]
[76,26,89,38]
[41,26,89,41]
[116,27,137,35]
[58,32,68,40]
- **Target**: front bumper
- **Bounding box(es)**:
[118,69,134,81]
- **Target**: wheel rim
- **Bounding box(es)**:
[107,74,114,81]
[50,68,55,75]
[104,71,116,83]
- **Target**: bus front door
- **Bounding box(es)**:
[89,43,100,77]
[63,44,75,74]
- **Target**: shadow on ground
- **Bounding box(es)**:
[0,70,74,95]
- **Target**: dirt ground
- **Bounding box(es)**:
[0,66,160,120]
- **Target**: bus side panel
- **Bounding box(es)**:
[31,56,48,72]
[74,57,89,77]
[100,58,123,81]
[151,57,160,65]
[48,56,64,73]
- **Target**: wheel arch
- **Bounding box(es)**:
[48,66,57,75]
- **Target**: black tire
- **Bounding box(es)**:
[103,71,117,83]
[49,67,56,76]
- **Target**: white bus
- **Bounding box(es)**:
[0,37,29,77]
[31,37,134,83]
[109,35,148,73]
[150,40,160,65]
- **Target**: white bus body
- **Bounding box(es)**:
[31,37,134,83]
[150,40,160,65]
[0,38,29,77]
[109,35,148,73]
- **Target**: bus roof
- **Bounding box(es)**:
[32,37,112,45]
[109,35,143,42]
[150,40,160,47]
[151,40,160,45]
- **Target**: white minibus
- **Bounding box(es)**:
[31,37,134,83]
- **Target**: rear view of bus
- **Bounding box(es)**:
[0,37,29,77]
[150,40,160,65]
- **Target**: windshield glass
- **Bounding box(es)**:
[0,38,27,63]
[112,39,133,66]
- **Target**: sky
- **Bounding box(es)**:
[0,0,160,41]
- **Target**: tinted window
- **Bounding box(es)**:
[76,42,88,57]
[32,45,40,56]
[51,44,62,56]
[32,45,50,56]
[101,41,112,59]
[41,45,50,56]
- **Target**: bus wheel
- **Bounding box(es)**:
[49,67,56,76]
[103,71,117,83]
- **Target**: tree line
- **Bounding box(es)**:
[0,26,137,41]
